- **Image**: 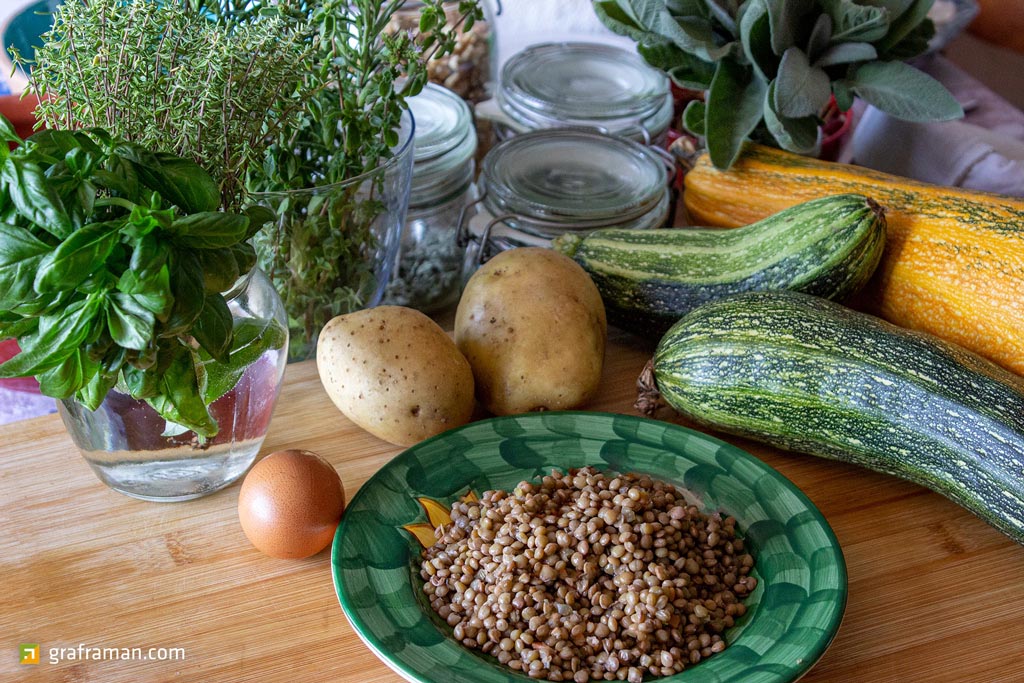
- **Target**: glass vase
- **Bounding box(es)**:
[58,268,289,502]
[251,112,415,361]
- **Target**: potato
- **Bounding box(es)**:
[317,306,475,446]
[455,247,607,415]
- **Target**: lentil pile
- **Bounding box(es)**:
[419,467,758,682]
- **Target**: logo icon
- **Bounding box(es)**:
[19,644,39,665]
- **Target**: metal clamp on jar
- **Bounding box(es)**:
[458,129,670,278]
[384,83,478,312]
[475,42,674,146]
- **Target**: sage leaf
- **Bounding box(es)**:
[848,61,963,122]
[683,100,707,137]
[821,0,890,43]
[706,59,767,169]
[702,0,736,34]
[883,17,935,60]
[816,42,877,67]
[764,82,821,154]
[833,80,855,111]
[638,42,716,90]
[806,13,832,62]
[34,220,121,293]
[170,212,250,249]
[740,0,775,81]
[0,222,50,310]
[877,0,933,52]
[775,47,831,117]
[1,158,73,239]
[192,293,234,362]
[765,0,814,55]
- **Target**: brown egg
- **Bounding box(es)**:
[238,449,346,559]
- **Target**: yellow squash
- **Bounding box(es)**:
[684,144,1024,376]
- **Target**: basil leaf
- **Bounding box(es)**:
[78,368,119,411]
[123,204,173,240]
[122,364,160,400]
[774,46,831,117]
[197,248,241,295]
[163,250,205,335]
[0,315,38,342]
[200,317,287,404]
[170,212,250,249]
[0,114,20,147]
[705,59,767,169]
[128,232,171,280]
[108,293,156,351]
[815,42,877,67]
[1,158,73,239]
[34,220,121,293]
[242,204,276,238]
[146,346,219,437]
[37,349,87,399]
[118,265,174,319]
[0,293,103,378]
[192,293,234,362]
[21,130,82,164]
[134,152,220,214]
[848,61,963,122]
[96,154,141,200]
[0,222,51,309]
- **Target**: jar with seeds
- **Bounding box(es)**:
[388,1,491,104]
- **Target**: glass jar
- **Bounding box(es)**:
[384,84,478,313]
[461,129,670,272]
[251,112,415,362]
[388,1,491,103]
[58,268,289,502]
[481,42,673,145]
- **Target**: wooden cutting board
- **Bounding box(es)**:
[1,332,1022,682]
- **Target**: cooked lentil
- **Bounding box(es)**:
[419,467,757,682]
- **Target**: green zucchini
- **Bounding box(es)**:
[642,290,1024,544]
[553,194,885,337]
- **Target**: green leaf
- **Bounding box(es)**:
[120,147,220,213]
[0,222,51,309]
[0,158,73,239]
[815,42,877,67]
[739,0,775,80]
[705,59,767,169]
[107,293,156,351]
[774,47,831,117]
[122,204,173,240]
[128,233,170,280]
[702,0,736,34]
[0,293,103,378]
[192,293,234,363]
[146,345,218,437]
[806,13,832,61]
[21,130,82,163]
[848,61,963,122]
[163,251,206,335]
[37,350,88,399]
[117,265,174,319]
[122,365,160,400]
[200,317,287,404]
[242,204,276,237]
[170,212,250,249]
[596,0,732,62]
[876,0,933,53]
[77,368,118,412]
[638,41,717,90]
[197,248,241,295]
[764,81,821,154]
[833,80,855,111]
[882,17,934,60]
[34,220,121,293]
[0,114,20,147]
[821,0,891,43]
[765,0,814,55]
[683,100,708,137]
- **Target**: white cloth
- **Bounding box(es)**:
[850,54,1024,196]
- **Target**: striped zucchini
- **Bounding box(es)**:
[644,290,1024,544]
[554,194,885,337]
[684,143,1024,376]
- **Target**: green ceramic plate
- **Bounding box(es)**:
[332,412,846,683]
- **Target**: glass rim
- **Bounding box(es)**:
[247,110,416,199]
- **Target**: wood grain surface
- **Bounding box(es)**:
[1,332,1022,682]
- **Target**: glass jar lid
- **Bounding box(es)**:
[480,129,667,231]
[498,42,671,139]
[408,83,477,206]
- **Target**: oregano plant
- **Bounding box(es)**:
[595,0,963,168]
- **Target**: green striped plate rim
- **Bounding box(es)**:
[332,411,847,683]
